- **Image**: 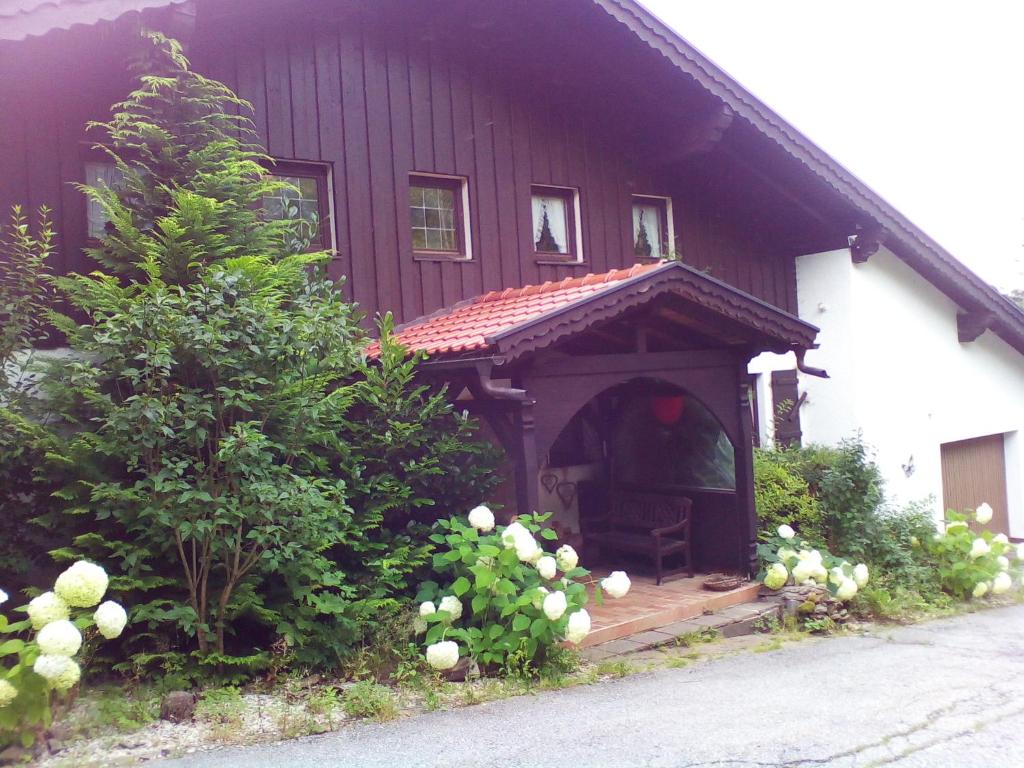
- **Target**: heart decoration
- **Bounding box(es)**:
[540,473,559,494]
[556,481,577,509]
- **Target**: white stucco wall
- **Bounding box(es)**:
[750,246,1024,535]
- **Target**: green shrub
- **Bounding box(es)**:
[416,510,620,675]
[341,681,398,721]
[920,506,1022,601]
[35,32,498,682]
[753,449,822,542]
[0,561,129,749]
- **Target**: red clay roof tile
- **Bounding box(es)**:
[369,262,665,357]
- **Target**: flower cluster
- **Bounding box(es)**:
[758,525,869,602]
[419,507,630,672]
[922,503,1023,601]
[1,560,129,711]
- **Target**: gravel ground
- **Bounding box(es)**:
[153,604,1024,768]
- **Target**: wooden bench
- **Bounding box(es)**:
[586,487,694,585]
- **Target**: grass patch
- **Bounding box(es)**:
[341,681,399,721]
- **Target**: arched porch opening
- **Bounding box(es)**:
[534,375,743,577]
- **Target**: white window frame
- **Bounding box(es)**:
[531,184,584,263]
[409,171,472,261]
[631,194,675,260]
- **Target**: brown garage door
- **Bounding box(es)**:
[940,434,1009,535]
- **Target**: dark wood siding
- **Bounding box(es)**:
[0,3,803,328]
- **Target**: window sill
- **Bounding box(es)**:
[413,251,471,263]
[534,258,587,266]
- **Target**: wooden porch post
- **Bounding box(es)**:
[514,400,541,516]
[735,362,759,575]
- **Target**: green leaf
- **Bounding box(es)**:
[512,614,531,632]
[451,576,471,597]
[0,639,25,656]
[540,528,558,540]
[530,618,547,638]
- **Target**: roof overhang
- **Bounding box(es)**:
[0,0,188,42]
[382,261,818,368]
[596,0,1024,355]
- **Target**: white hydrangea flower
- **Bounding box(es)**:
[853,563,870,588]
[763,562,788,590]
[811,564,828,584]
[33,655,81,691]
[27,591,70,631]
[993,533,1009,545]
[791,559,815,584]
[413,617,427,634]
[54,561,108,608]
[997,556,1010,571]
[467,505,495,532]
[0,679,16,708]
[828,567,846,586]
[36,619,82,657]
[601,570,631,599]
[555,545,579,572]
[501,522,530,549]
[836,578,858,601]
[438,595,463,621]
[536,556,557,580]
[777,524,795,540]
[970,538,990,559]
[425,640,460,670]
[972,581,989,599]
[565,609,591,644]
[93,601,128,640]
[992,572,1013,595]
[419,601,436,617]
[542,590,567,621]
[515,534,542,564]
[531,586,549,610]
[0,589,7,606]
[776,547,798,564]
[975,503,994,525]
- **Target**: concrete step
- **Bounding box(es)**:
[581,597,783,662]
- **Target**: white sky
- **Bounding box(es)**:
[639,0,1024,292]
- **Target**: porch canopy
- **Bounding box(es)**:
[382,261,819,574]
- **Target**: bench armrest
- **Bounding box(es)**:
[651,519,689,538]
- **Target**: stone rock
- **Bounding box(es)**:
[160,691,197,723]
[442,656,473,682]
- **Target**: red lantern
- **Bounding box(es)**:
[651,395,685,425]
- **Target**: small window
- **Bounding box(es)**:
[632,195,673,261]
[84,161,125,240]
[409,173,470,258]
[263,160,333,253]
[532,185,581,261]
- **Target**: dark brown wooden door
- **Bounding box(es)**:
[940,434,1009,535]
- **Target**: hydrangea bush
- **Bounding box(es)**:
[757,524,870,602]
[0,561,128,748]
[918,504,1023,601]
[416,508,630,674]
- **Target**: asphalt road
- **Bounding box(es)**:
[158,605,1024,768]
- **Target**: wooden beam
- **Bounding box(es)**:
[957,310,995,343]
[849,225,884,264]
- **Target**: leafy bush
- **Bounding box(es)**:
[919,505,1023,601]
[39,32,497,680]
[0,561,129,749]
[415,509,629,675]
[753,449,823,542]
[757,525,869,602]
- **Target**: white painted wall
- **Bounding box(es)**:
[750,246,1024,536]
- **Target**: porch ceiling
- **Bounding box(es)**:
[373,261,819,365]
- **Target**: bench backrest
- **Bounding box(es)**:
[608,487,692,532]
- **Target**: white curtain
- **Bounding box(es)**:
[532,195,569,254]
[632,203,663,259]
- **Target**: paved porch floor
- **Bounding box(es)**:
[581,569,761,647]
